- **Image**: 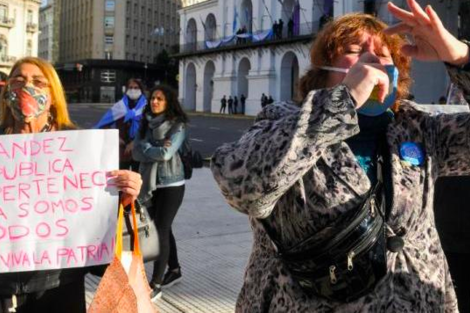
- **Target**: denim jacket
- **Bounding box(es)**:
[133,121,186,188]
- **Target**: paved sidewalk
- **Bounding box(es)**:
[84,168,253,312]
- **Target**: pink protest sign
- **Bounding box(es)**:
[0,129,119,273]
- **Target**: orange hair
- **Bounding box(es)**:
[298,13,412,111]
[0,57,76,132]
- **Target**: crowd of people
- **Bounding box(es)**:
[220,94,246,114]
[235,26,249,44]
[260,93,274,108]
[1,0,470,312]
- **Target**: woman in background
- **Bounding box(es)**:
[95,78,147,171]
[133,85,188,302]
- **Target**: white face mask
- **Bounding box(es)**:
[126,89,142,100]
[318,66,349,73]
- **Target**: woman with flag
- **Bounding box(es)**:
[95,78,147,171]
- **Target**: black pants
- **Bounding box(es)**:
[149,185,185,284]
[120,160,140,172]
[446,252,470,313]
[0,277,85,313]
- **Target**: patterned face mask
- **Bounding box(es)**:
[6,85,50,123]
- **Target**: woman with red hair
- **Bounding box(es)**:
[212,0,469,311]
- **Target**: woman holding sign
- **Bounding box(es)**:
[0,57,142,312]
[211,1,470,312]
[133,85,188,302]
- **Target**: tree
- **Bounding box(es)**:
[155,49,179,87]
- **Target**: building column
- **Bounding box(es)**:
[178,61,185,106]
[195,62,205,111]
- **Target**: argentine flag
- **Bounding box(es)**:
[94,95,147,139]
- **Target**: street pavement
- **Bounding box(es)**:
[67,103,255,159]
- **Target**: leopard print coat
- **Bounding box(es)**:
[211,64,470,313]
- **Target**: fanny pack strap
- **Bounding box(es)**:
[261,139,388,256]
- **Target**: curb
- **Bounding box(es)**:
[186,111,255,120]
[71,103,257,120]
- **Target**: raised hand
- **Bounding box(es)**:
[384,0,469,66]
[343,52,390,108]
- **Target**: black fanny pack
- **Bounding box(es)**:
[261,153,389,302]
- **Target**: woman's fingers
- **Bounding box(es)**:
[366,64,390,103]
[400,44,420,59]
[383,22,413,36]
[387,2,416,25]
[407,0,431,26]
[109,170,143,201]
[343,54,390,107]
[425,5,443,29]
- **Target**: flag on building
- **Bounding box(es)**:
[293,0,300,35]
[233,6,239,34]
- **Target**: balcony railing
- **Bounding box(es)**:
[182,0,210,8]
[179,22,316,55]
[0,17,14,28]
[26,23,38,33]
[0,55,17,65]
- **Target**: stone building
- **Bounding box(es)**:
[39,0,56,63]
[0,0,41,77]
[53,0,181,103]
[177,0,461,115]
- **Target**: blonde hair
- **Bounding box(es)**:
[298,13,412,111]
[0,57,76,132]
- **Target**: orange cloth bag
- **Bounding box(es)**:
[89,202,158,313]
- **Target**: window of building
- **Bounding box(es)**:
[0,5,7,21]
[105,35,114,44]
[0,37,7,60]
[105,0,115,11]
[101,69,116,83]
[27,10,33,24]
[26,39,33,56]
[104,16,114,28]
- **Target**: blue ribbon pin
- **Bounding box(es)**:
[399,142,425,166]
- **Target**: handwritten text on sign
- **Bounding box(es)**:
[0,129,119,273]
